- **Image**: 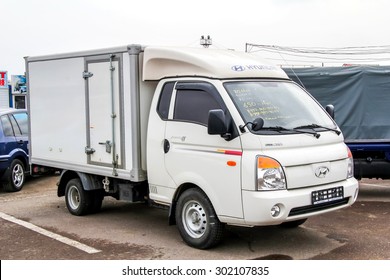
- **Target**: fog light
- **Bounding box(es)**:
[271,204,281,217]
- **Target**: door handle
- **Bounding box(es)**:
[164,139,170,154]
[99,140,112,153]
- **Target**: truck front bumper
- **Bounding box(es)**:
[241,177,359,226]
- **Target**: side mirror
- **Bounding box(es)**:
[208,109,228,136]
[252,117,264,131]
[325,104,335,119]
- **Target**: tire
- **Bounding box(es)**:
[280,218,307,228]
[3,159,25,192]
[175,188,225,249]
[65,178,93,216]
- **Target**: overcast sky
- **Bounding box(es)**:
[2,0,390,75]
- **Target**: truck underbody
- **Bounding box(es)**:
[348,142,390,179]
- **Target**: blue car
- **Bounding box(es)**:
[0,109,29,192]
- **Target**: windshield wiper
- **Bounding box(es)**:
[294,124,341,136]
[262,126,320,138]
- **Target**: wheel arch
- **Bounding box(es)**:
[57,171,102,197]
[168,182,209,226]
[13,153,29,173]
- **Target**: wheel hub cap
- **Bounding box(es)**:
[183,201,207,238]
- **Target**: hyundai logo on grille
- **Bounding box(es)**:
[315,166,330,178]
[231,65,246,72]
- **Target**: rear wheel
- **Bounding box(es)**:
[3,159,25,192]
[175,188,225,249]
[65,179,93,216]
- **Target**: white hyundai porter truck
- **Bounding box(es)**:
[26,45,359,249]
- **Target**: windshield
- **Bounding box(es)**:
[224,81,336,134]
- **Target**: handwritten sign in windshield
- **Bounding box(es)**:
[225,81,334,130]
[228,85,291,122]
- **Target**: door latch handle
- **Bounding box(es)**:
[99,140,112,153]
[163,139,170,154]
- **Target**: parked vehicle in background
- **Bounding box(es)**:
[284,66,390,180]
[0,109,29,192]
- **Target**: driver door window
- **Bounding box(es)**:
[173,88,221,126]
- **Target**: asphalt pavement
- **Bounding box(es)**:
[0,175,389,260]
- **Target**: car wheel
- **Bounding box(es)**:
[175,188,225,249]
[65,178,93,216]
[3,159,25,192]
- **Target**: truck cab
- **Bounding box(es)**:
[143,47,359,248]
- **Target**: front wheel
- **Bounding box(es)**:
[175,188,224,249]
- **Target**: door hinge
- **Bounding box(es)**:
[82,71,93,79]
[85,147,96,155]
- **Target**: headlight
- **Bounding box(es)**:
[347,146,354,179]
[256,156,286,191]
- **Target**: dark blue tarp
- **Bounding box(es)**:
[283,66,390,141]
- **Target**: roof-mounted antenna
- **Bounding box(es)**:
[200,35,212,48]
